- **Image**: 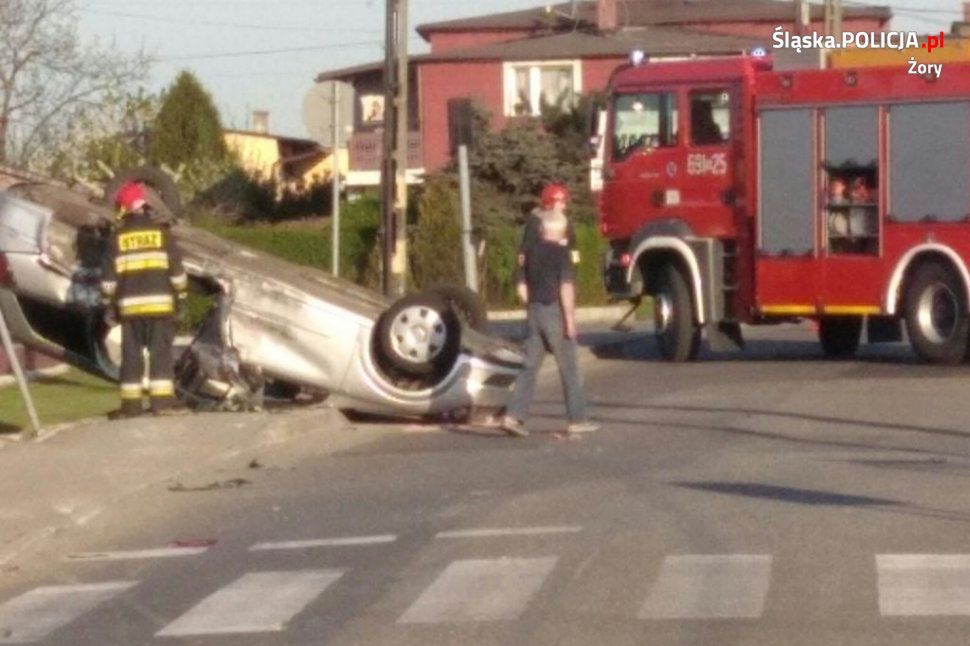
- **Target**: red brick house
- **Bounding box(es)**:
[316,0,890,185]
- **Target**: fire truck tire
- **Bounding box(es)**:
[653,263,700,362]
[818,316,862,358]
[904,262,969,365]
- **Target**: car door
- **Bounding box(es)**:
[600,89,680,240]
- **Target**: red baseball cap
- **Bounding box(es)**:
[540,183,570,209]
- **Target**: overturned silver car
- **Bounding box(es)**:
[0,166,523,419]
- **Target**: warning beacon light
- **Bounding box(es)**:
[750,47,767,58]
[630,49,646,66]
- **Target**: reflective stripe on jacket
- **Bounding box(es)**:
[100,210,186,319]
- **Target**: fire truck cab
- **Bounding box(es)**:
[599,54,970,364]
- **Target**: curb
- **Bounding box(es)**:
[0,363,70,388]
[488,304,629,325]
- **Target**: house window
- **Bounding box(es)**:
[504,61,581,116]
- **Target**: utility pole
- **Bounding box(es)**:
[795,0,810,34]
[824,0,843,37]
[331,81,341,277]
[0,308,40,438]
[381,0,409,297]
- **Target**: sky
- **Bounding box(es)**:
[77,0,961,140]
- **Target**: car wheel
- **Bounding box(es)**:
[377,293,460,376]
[904,262,969,365]
[818,316,862,358]
[104,166,183,221]
[426,284,488,331]
[653,263,700,362]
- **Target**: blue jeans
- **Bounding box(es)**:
[507,302,588,424]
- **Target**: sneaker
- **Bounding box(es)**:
[500,416,529,437]
[567,420,600,433]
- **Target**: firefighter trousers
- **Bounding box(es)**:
[119,317,176,414]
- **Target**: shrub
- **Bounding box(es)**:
[150,71,228,169]
[194,197,380,285]
[410,176,463,290]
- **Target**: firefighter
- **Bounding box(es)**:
[100,182,187,418]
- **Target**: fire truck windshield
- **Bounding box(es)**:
[612,92,678,161]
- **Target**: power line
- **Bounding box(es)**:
[159,41,385,62]
[82,7,384,33]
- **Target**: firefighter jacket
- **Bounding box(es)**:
[100,210,187,319]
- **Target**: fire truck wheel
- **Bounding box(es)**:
[818,317,862,358]
[904,262,969,365]
[653,263,700,362]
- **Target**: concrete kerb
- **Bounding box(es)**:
[487,304,631,338]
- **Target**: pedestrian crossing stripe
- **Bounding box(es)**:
[18,552,970,641]
[877,554,970,616]
[0,581,136,644]
[398,557,558,623]
[155,570,343,637]
[639,554,773,619]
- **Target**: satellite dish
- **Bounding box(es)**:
[302,80,355,148]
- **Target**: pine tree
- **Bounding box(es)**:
[149,70,228,168]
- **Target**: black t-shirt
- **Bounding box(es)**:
[523,239,574,305]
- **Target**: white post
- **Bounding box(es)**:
[0,307,40,438]
[331,82,341,277]
[457,144,478,292]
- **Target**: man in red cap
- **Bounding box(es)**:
[100,181,187,418]
[502,182,598,436]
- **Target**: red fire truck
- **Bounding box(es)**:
[599,54,970,364]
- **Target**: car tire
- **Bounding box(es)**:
[376,292,460,376]
[818,316,862,358]
[904,262,969,365]
[426,284,488,332]
[104,166,183,221]
[653,263,700,362]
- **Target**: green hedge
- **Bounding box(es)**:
[196,199,608,308]
[195,198,381,285]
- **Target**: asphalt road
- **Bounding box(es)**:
[5,322,970,645]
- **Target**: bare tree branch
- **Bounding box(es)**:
[0,0,150,167]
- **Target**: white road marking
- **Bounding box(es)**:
[639,554,773,619]
[877,554,970,616]
[66,547,209,561]
[0,581,136,644]
[155,570,343,637]
[250,535,397,551]
[398,557,557,623]
[436,526,583,539]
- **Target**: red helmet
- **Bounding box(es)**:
[114,181,147,213]
[540,183,570,209]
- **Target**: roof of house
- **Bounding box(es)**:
[316,25,763,82]
[416,0,891,38]
[224,129,323,149]
[421,26,764,61]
